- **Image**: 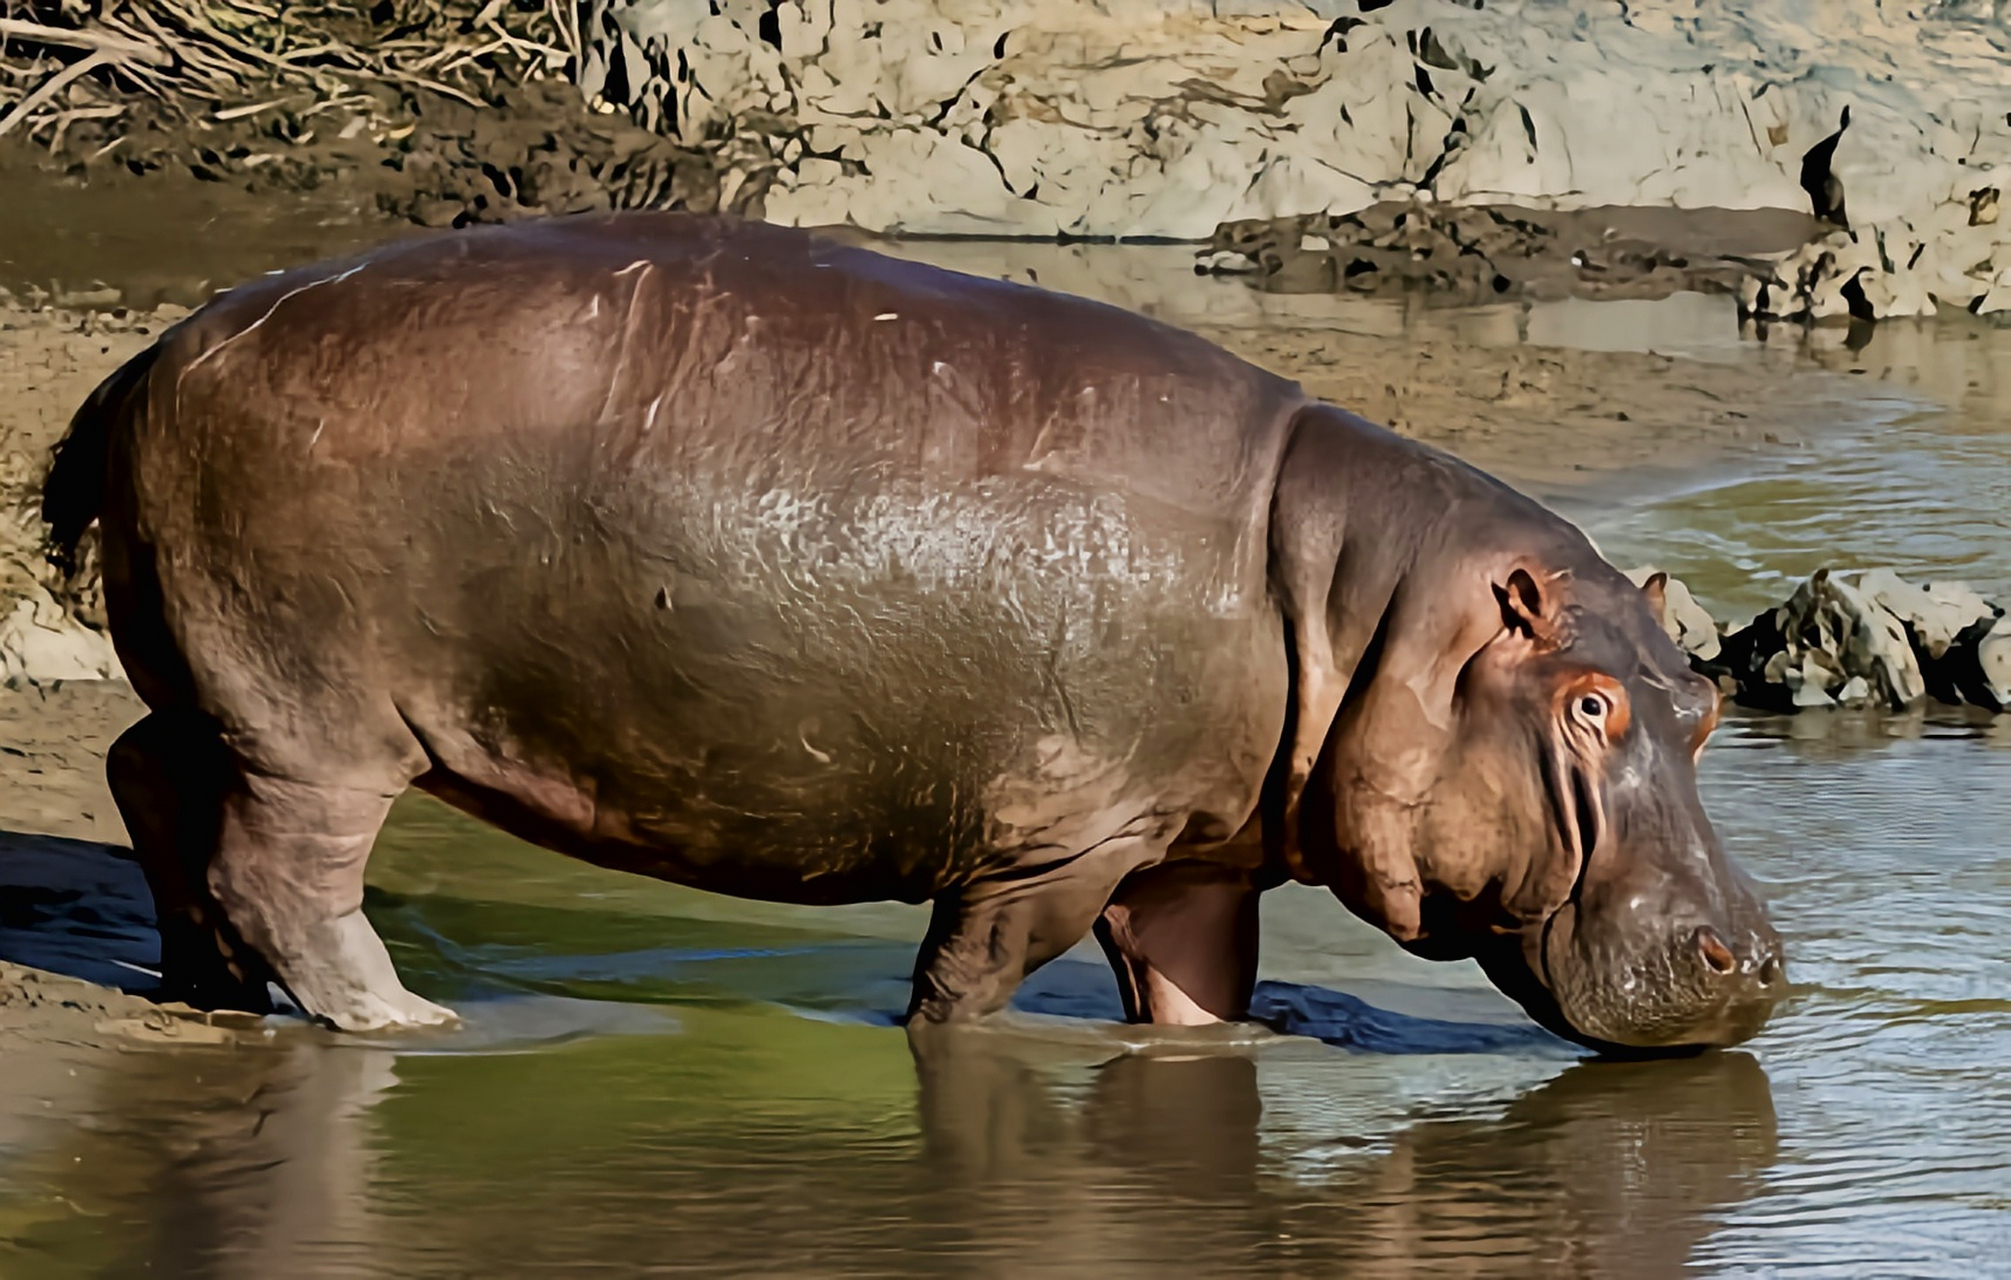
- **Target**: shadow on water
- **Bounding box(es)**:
[0,826,1565,1057]
[0,829,162,997]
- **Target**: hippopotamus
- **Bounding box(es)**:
[42,213,1783,1052]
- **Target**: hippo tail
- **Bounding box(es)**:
[41,342,157,578]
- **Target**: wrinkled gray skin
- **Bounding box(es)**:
[42,214,1782,1052]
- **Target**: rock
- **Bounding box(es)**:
[413,198,467,229]
[1625,566,1721,662]
[1977,619,2011,710]
[1711,569,1927,712]
[1791,664,1837,708]
[1854,568,2009,709]
[0,586,123,686]
[1701,566,2008,715]
[1938,611,2011,711]
[1789,571,1925,710]
[1217,203,1817,306]
[1194,249,1259,275]
[1858,568,1995,660]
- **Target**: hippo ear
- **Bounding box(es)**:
[1639,571,1670,630]
[1494,566,1561,645]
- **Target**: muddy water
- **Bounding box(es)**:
[3,209,2011,1273]
[0,155,402,310]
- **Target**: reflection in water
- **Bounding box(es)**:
[0,1036,397,1278]
[1,821,1775,1276]
[916,1033,1776,1276]
[0,1000,1775,1277]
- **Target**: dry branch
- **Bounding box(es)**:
[0,0,577,149]
[0,17,165,64]
[0,48,112,138]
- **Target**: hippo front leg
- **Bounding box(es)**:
[905,837,1159,1025]
[1095,861,1260,1026]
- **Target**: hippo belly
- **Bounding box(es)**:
[390,460,1286,906]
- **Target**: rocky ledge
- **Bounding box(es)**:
[1629,566,2011,714]
[580,0,2011,319]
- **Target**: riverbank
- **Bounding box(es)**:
[574,0,2011,320]
[9,1,2011,321]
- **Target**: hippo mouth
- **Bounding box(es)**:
[1475,899,1782,1056]
[1477,944,1708,1059]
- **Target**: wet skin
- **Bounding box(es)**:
[42,212,1782,1050]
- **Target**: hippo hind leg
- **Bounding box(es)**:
[109,710,277,1010]
[209,770,454,1031]
[110,709,452,1031]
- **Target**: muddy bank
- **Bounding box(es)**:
[1204,202,1827,310]
[12,1,2011,322]
[0,2,727,257]
[0,959,252,1050]
[0,75,723,254]
[0,303,144,684]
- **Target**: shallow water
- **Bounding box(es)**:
[1563,319,2011,619]
[3,219,2010,1274]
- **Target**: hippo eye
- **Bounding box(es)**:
[1564,680,1629,740]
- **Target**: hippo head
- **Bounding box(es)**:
[1300,545,1784,1055]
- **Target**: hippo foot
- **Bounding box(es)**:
[268,909,458,1032]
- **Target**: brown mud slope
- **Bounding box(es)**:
[0,1,726,240]
[3,1,1848,322]
[0,75,723,238]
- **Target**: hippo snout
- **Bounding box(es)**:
[1477,884,1788,1056]
[1675,920,1786,1048]
[1691,922,1784,988]
[1584,904,1788,1052]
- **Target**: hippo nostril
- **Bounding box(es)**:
[1758,954,1784,985]
[1695,926,1737,976]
